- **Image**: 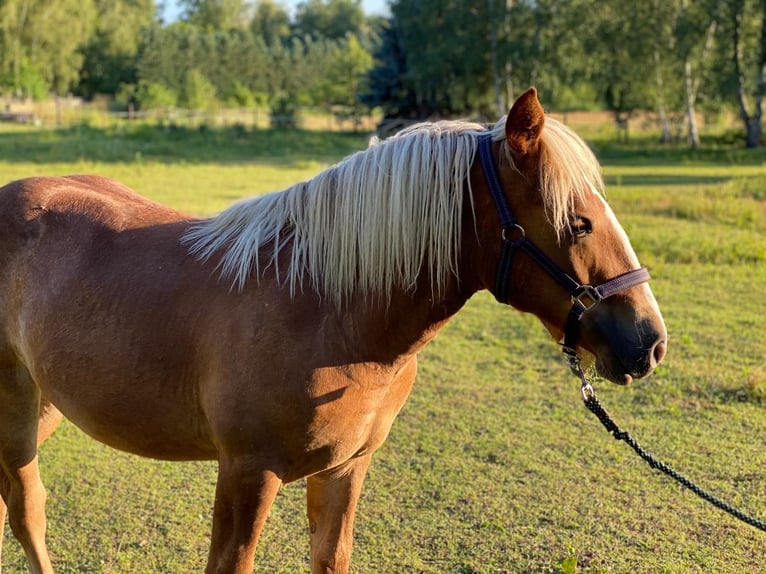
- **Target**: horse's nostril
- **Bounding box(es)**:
[652,339,667,366]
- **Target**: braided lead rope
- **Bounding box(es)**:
[580,384,766,533]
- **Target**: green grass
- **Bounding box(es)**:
[1,125,765,573]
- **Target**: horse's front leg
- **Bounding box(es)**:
[0,490,6,573]
[306,454,373,574]
[205,455,283,574]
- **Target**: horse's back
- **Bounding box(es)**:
[0,175,186,230]
[0,174,191,309]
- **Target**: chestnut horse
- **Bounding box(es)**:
[0,89,666,574]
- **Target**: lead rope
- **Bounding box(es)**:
[569,357,766,533]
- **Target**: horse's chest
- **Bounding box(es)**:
[282,360,418,481]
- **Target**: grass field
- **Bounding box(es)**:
[0,121,764,573]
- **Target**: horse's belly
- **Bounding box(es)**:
[56,398,216,460]
[35,367,217,461]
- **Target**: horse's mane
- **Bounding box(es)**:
[182,115,603,306]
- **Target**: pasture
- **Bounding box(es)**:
[0,121,764,573]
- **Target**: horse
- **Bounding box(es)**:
[0,88,666,574]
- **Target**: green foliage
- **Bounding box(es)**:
[0,0,97,95]
[1,58,48,100]
[578,1,658,117]
[390,0,495,116]
[3,0,766,148]
[225,81,256,107]
[311,35,373,110]
[251,0,290,47]
[132,20,373,113]
[180,69,219,111]
[134,80,178,109]
[292,0,368,42]
[361,19,412,117]
[269,94,298,128]
[557,547,579,574]
[179,0,251,30]
[77,0,155,98]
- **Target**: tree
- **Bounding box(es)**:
[311,35,372,113]
[292,0,366,41]
[131,79,178,108]
[579,1,657,140]
[727,0,766,147]
[251,0,290,46]
[180,0,251,30]
[673,0,719,148]
[0,0,97,97]
[136,22,192,99]
[181,68,219,109]
[78,0,156,98]
[361,19,417,119]
[389,0,495,117]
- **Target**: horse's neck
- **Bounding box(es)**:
[345,177,496,364]
[339,277,471,368]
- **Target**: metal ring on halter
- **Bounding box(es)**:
[501,223,525,244]
[572,285,602,312]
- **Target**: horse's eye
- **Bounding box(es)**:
[571,217,593,239]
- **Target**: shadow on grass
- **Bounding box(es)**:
[0,123,371,165]
[604,173,731,187]
[592,136,766,166]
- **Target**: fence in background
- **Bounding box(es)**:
[1,96,380,132]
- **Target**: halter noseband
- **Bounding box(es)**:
[477,135,650,371]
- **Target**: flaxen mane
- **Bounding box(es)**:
[182,116,603,306]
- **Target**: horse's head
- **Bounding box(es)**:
[472,88,666,384]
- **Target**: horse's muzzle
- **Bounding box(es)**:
[590,314,668,385]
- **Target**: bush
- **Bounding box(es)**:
[133,80,178,110]
[270,95,298,128]
[225,82,256,108]
[181,69,219,111]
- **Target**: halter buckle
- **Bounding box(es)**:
[572,285,601,312]
[501,223,525,245]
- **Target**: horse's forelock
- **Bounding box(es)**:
[538,118,605,239]
[487,114,604,241]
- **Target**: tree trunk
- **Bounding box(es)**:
[684,14,717,149]
[683,58,700,148]
[754,0,766,147]
[654,45,672,143]
[651,0,673,144]
[733,0,765,147]
[746,118,763,148]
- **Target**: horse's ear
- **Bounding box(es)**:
[504,87,545,157]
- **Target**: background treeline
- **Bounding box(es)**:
[2,0,766,146]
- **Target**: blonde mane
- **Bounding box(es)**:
[182,115,603,306]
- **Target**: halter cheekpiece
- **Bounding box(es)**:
[477,135,650,372]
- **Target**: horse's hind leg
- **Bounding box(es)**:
[306,454,372,574]
[0,366,59,574]
[0,398,61,574]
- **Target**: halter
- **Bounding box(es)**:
[477,135,651,373]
